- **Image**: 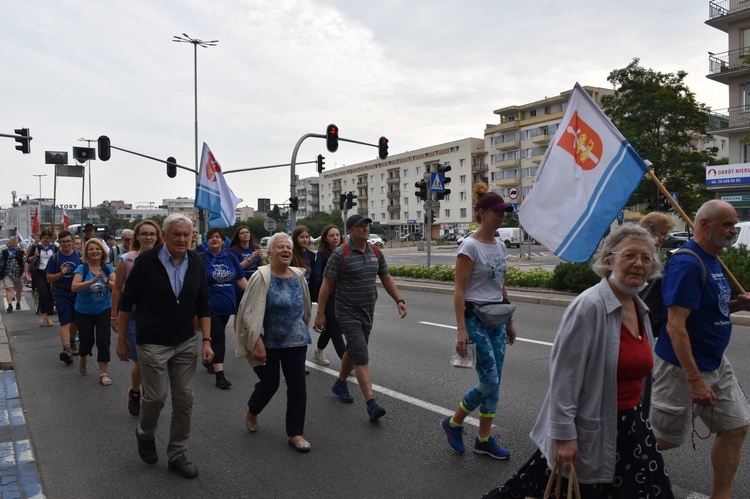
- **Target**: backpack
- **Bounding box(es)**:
[639,248,707,338]
[0,248,25,279]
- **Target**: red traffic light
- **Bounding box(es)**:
[378,136,389,160]
[326,124,339,153]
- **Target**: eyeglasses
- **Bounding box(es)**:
[611,251,653,264]
[139,232,157,238]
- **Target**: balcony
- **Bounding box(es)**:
[472,162,488,173]
[357,178,368,187]
[495,158,521,168]
[707,1,750,32]
[495,140,520,151]
[332,184,342,194]
[707,48,750,84]
[387,203,401,213]
[387,189,401,199]
[531,134,551,145]
[357,206,368,216]
[386,177,400,185]
[358,194,369,202]
[495,119,520,132]
[707,106,750,132]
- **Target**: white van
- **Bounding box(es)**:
[733,221,750,249]
[496,228,520,248]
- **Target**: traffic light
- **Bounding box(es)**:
[317,154,325,174]
[167,157,177,178]
[657,193,671,212]
[415,180,428,201]
[435,164,452,201]
[326,124,339,153]
[378,136,389,160]
[339,193,346,211]
[346,192,357,210]
[290,197,299,211]
[14,128,30,154]
[98,135,111,161]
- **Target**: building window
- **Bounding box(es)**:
[416,211,421,219]
[459,158,466,168]
[529,109,537,117]
[381,213,386,220]
[460,191,467,201]
[460,175,466,185]
[460,208,467,218]
[545,106,552,114]
[403,211,408,219]
[444,209,450,218]
[380,186,385,194]
[403,169,408,177]
[416,167,421,175]
[380,173,385,181]
[403,197,409,205]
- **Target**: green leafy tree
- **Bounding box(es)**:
[601,58,717,218]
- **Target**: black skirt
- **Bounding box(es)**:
[482,404,673,499]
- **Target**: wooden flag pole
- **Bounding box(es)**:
[647,169,746,295]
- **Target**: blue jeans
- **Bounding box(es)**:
[460,315,507,417]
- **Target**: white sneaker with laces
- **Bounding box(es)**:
[312,349,330,366]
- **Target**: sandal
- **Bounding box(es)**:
[79,357,87,375]
[39,316,47,326]
[99,374,112,386]
[46,318,54,327]
[287,436,311,453]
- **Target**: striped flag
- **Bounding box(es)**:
[61,209,69,230]
[519,83,648,262]
[195,143,243,229]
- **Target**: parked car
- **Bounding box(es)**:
[368,234,385,247]
[661,231,690,249]
[733,221,750,249]
[260,236,270,248]
[400,232,423,242]
[496,227,521,248]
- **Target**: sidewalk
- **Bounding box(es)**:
[0,313,45,499]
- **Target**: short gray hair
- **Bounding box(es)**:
[592,224,662,279]
[267,232,292,251]
[162,214,193,234]
[121,229,134,237]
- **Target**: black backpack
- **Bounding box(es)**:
[639,248,707,338]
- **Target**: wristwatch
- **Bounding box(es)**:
[202,337,212,342]
[396,299,405,305]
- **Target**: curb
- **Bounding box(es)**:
[384,277,750,327]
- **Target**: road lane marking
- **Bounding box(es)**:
[419,321,554,347]
[305,362,481,427]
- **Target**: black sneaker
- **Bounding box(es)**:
[6,304,12,313]
[127,389,141,416]
[15,303,20,311]
[135,428,158,464]
[366,399,386,422]
[168,455,198,479]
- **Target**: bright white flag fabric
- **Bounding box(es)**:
[518,83,648,262]
[195,143,243,229]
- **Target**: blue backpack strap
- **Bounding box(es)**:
[672,248,707,287]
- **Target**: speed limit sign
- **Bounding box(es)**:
[508,186,519,199]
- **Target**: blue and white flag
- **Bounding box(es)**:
[519,83,648,262]
[195,143,243,229]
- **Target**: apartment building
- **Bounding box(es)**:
[318,138,484,240]
[482,86,614,202]
[706,1,750,218]
[295,176,320,219]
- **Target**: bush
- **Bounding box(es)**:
[720,246,750,292]
[551,261,600,293]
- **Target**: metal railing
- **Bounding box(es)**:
[708,47,750,75]
[709,0,750,19]
[707,106,750,130]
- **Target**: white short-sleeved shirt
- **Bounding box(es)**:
[457,237,507,303]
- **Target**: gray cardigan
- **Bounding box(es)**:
[529,279,654,484]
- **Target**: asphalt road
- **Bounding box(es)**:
[380,243,563,270]
[2,286,748,498]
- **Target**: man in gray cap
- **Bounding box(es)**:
[315,214,407,422]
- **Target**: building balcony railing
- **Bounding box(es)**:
[387,189,400,199]
[708,48,750,83]
[359,194,369,202]
[332,185,342,194]
[495,159,521,168]
[707,1,750,31]
[707,106,749,132]
[495,119,520,131]
[386,177,400,185]
[472,162,488,173]
[357,206,368,216]
[357,179,368,187]
[495,140,520,151]
[531,134,551,145]
[387,203,401,212]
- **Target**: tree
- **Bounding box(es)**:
[601,59,717,218]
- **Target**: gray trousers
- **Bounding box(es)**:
[136,336,198,461]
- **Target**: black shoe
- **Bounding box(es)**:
[203,361,215,374]
[135,428,158,464]
[367,398,386,422]
[6,304,12,313]
[15,303,20,311]
[215,371,232,390]
[127,389,141,416]
[168,455,198,479]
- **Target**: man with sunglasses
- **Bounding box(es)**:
[651,200,750,499]
[109,229,134,263]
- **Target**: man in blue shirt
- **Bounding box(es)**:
[652,200,750,499]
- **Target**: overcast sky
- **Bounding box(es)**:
[0,0,727,211]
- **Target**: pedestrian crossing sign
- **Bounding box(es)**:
[430,172,444,192]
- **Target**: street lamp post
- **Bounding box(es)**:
[33,174,47,229]
[78,137,96,222]
[172,33,218,232]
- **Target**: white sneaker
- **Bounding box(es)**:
[312,349,330,366]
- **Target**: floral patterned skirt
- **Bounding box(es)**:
[481,404,674,499]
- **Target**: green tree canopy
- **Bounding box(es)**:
[602,58,717,218]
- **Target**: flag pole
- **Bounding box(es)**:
[647,168,746,295]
